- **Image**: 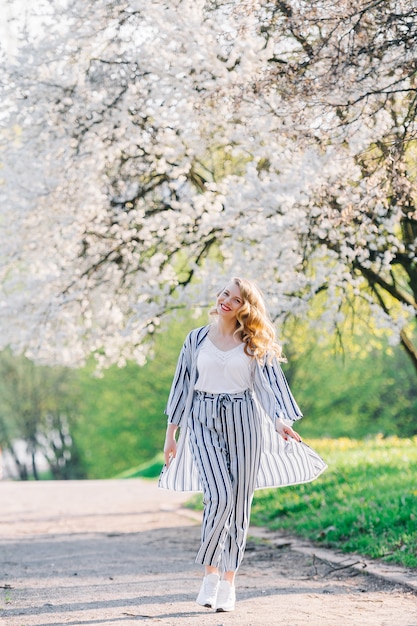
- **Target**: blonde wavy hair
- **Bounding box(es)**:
[211,277,285,363]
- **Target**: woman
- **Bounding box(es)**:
[159,277,326,613]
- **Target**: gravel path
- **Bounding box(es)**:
[0,479,416,626]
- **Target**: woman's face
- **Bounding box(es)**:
[216,282,243,319]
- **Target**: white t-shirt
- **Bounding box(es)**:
[194,338,252,394]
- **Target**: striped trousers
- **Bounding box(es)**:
[188,390,261,573]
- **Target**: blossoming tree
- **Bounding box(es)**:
[1,0,416,372]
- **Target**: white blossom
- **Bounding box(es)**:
[0,0,416,367]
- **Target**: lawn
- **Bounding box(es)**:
[249,436,417,568]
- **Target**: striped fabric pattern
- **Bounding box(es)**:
[159,325,327,492]
[189,390,261,571]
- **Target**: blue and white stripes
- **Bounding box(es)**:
[189,390,261,571]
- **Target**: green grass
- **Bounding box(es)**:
[251,436,417,568]
[114,453,165,479]
[186,436,417,569]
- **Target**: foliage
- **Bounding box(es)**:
[74,360,170,479]
[292,339,417,439]
[0,315,191,480]
[188,437,417,569]
[0,1,416,377]
[73,313,203,478]
[0,350,85,480]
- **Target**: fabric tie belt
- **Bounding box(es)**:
[195,389,253,419]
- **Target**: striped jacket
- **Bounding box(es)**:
[159,325,326,491]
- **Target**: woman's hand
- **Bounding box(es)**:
[164,424,178,466]
[275,418,302,442]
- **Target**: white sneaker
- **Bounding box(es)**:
[215,580,236,612]
[196,573,220,608]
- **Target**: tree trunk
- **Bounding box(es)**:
[31,450,39,480]
[400,328,417,375]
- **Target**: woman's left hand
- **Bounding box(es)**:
[275,418,302,442]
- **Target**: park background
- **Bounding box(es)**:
[0,1,416,571]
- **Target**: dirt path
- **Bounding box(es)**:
[0,479,416,626]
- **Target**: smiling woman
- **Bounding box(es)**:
[159,276,327,613]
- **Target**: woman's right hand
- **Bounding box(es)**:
[164,424,178,466]
[275,418,302,442]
